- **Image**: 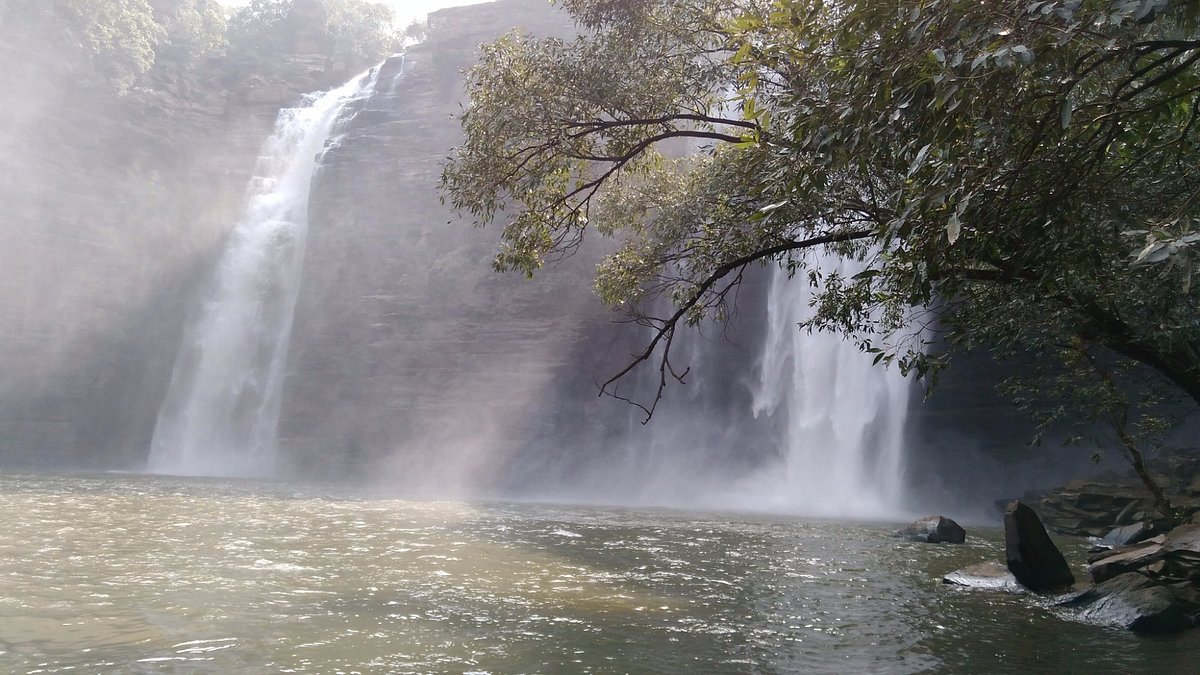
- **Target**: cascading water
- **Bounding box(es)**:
[147,66,382,478]
[750,253,912,517]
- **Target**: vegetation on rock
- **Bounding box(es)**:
[227,0,398,67]
[61,0,166,93]
[155,0,228,62]
[11,0,397,94]
[441,0,1200,518]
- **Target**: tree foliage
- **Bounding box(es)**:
[156,0,228,62]
[326,0,396,65]
[442,0,1200,510]
[227,0,396,66]
[62,0,165,93]
[226,0,295,60]
[53,1,224,90]
[12,0,395,93]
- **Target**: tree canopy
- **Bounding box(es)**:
[12,0,397,94]
[226,0,397,67]
[442,0,1200,509]
[61,0,167,93]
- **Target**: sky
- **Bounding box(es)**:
[214,0,495,29]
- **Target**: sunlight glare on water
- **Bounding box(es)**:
[0,473,1194,674]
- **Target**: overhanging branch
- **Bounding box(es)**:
[600,228,875,421]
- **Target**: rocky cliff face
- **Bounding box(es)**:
[0,0,374,467]
[277,0,794,497]
[284,1,625,488]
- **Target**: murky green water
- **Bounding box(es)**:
[0,473,1195,673]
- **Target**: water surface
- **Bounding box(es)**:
[0,473,1194,673]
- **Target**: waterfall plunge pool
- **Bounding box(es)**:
[0,471,1193,674]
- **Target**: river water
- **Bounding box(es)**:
[0,473,1194,674]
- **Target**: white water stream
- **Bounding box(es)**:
[147,67,381,477]
[750,255,912,517]
[566,255,914,518]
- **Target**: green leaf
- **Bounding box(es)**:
[946,212,962,244]
[1134,241,1170,265]
[907,143,932,176]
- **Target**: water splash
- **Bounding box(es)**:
[147,67,382,478]
[749,253,912,517]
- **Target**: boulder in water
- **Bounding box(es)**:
[1004,501,1075,592]
[1060,572,1199,633]
[942,562,1024,592]
[896,516,966,544]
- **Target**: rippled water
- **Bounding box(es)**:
[0,473,1195,673]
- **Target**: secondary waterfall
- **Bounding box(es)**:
[147,67,381,478]
[751,254,912,517]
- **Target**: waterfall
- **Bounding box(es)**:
[750,253,912,518]
[147,66,382,478]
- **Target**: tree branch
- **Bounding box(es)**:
[564,112,759,137]
[599,228,875,421]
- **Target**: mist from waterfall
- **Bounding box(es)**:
[147,66,382,478]
[747,254,912,517]
[143,51,915,509]
[512,257,914,520]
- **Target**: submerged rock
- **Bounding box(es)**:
[943,562,1024,593]
[897,516,966,544]
[1004,501,1075,592]
[1060,572,1199,633]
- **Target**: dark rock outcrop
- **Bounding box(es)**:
[945,509,1199,633]
[1060,572,1199,633]
[1096,521,1157,549]
[1075,524,1200,632]
[897,516,966,544]
[1087,536,1167,584]
[1162,524,1200,582]
[1031,452,1200,536]
[1004,501,1076,592]
[1036,481,1155,536]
